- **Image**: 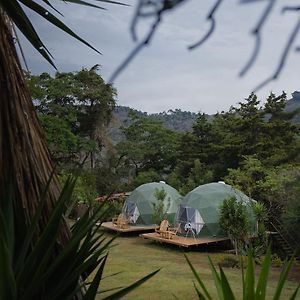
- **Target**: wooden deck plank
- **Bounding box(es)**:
[101,222,156,233]
[141,232,229,248]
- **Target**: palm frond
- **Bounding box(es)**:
[0,0,127,68]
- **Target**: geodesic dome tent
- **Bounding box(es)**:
[175,182,256,238]
[122,182,182,226]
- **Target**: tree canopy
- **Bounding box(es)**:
[26,68,116,168]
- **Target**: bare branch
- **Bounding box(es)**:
[254,17,300,91]
[188,0,223,50]
[111,0,188,83]
[109,11,162,83]
[239,0,276,77]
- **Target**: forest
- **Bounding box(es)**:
[26,69,300,247]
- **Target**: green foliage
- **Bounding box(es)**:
[271,254,284,268]
[281,178,300,247]
[226,158,300,220]
[0,177,159,299]
[100,198,125,222]
[218,256,240,269]
[59,170,97,206]
[175,92,300,183]
[133,170,161,188]
[39,115,78,164]
[152,187,170,225]
[169,159,214,195]
[117,112,181,181]
[26,69,116,168]
[219,197,251,255]
[225,156,268,200]
[185,247,300,300]
[248,202,269,257]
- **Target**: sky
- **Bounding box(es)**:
[20,0,300,114]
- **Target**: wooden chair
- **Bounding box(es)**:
[155,219,169,234]
[112,213,129,229]
[155,220,179,240]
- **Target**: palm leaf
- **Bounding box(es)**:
[255,246,271,300]
[289,284,300,300]
[0,0,128,68]
[193,282,207,300]
[83,254,108,300]
[185,254,213,300]
[56,0,106,10]
[40,0,64,16]
[219,267,236,300]
[208,256,223,300]
[0,0,56,68]
[244,249,255,300]
[19,0,102,55]
[273,256,295,300]
[102,269,160,300]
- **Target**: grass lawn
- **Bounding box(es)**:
[98,231,300,299]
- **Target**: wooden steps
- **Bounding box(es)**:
[270,220,300,258]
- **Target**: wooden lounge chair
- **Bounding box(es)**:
[155,220,179,240]
[112,213,129,229]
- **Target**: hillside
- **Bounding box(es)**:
[108,107,199,143]
[109,92,300,143]
[286,91,300,123]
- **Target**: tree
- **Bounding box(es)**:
[152,187,170,225]
[168,158,214,195]
[177,92,300,182]
[263,92,300,165]
[225,156,300,225]
[117,112,180,184]
[225,156,269,201]
[26,69,116,168]
[219,197,251,255]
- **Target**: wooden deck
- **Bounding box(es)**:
[141,232,229,248]
[101,222,156,233]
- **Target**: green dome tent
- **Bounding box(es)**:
[175,182,256,238]
[122,182,182,226]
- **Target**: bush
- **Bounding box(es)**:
[271,254,284,268]
[218,256,240,268]
[219,196,251,255]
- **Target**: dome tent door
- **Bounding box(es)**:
[123,201,140,224]
[176,205,204,235]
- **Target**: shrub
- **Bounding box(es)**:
[152,187,170,225]
[219,196,251,255]
[218,256,240,268]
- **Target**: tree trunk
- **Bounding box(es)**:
[0,9,70,245]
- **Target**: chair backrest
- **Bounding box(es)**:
[159,219,169,231]
[117,213,127,223]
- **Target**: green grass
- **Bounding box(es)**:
[98,232,300,299]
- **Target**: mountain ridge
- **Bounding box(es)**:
[109,92,300,143]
